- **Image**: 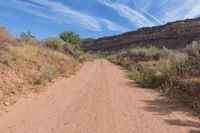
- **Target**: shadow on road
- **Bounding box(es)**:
[126,80,200,133]
[143,95,200,133]
[143,99,194,116]
[165,119,200,128]
[188,129,200,133]
[125,80,147,89]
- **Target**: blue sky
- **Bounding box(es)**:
[0,0,200,39]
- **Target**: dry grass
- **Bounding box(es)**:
[0,28,80,106]
[9,45,39,62]
[107,42,200,112]
[10,44,79,81]
[0,26,12,43]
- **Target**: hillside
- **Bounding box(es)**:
[82,18,200,51]
[0,27,84,107]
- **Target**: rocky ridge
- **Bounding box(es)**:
[82,18,200,51]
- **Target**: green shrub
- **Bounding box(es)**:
[142,69,164,87]
[63,43,85,61]
[129,46,170,62]
[158,52,189,78]
[62,43,76,55]
[185,41,200,56]
[107,42,200,112]
[107,54,119,64]
[108,43,199,89]
[59,31,81,50]
[139,52,189,88]
[42,37,63,50]
[128,70,143,82]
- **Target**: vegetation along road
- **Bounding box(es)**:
[0,59,199,133]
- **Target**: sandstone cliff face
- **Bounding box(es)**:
[82,18,200,51]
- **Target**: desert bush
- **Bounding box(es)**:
[134,52,188,88]
[42,37,84,61]
[187,56,200,76]
[19,31,37,45]
[62,43,76,54]
[59,31,81,50]
[107,42,200,112]
[128,69,143,82]
[41,66,59,82]
[141,69,159,87]
[42,37,63,50]
[185,41,200,56]
[63,43,84,58]
[20,31,35,39]
[159,52,189,75]
[0,26,13,43]
[0,26,6,35]
[9,44,40,62]
[107,43,199,88]
[107,54,120,64]
[128,46,170,62]
[32,66,59,84]
[129,68,164,87]
[183,41,200,76]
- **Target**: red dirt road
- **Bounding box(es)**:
[0,59,199,133]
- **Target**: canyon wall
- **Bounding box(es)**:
[82,18,200,51]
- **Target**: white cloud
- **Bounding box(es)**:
[100,18,128,32]
[130,0,162,25]
[161,0,200,22]
[97,0,155,27]
[30,0,101,30]
[141,9,162,25]
[2,0,200,34]
[6,0,101,31]
[159,0,168,6]
[134,0,152,11]
[184,4,200,19]
[3,0,129,32]
[97,0,200,29]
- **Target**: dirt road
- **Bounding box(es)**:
[0,59,199,133]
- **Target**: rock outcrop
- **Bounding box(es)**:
[82,18,200,51]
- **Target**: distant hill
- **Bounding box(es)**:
[82,17,200,51]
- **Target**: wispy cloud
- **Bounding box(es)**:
[3,0,128,32]
[184,3,200,19]
[134,0,152,11]
[1,0,200,36]
[100,18,128,32]
[132,0,162,25]
[140,9,162,25]
[126,0,200,24]
[97,0,155,27]
[161,0,200,22]
[5,0,101,31]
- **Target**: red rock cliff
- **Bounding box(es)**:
[82,18,200,51]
